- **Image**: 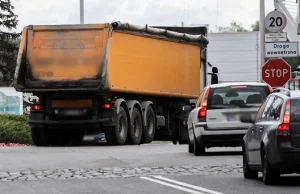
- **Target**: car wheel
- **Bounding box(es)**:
[188,139,194,153]
[193,134,205,156]
[262,151,279,185]
[243,149,258,179]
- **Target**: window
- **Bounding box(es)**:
[268,97,284,121]
[255,97,269,122]
[291,97,300,122]
[260,96,275,121]
[207,85,269,109]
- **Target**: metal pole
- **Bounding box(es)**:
[80,0,84,24]
[259,0,265,82]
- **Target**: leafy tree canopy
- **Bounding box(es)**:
[0,0,20,86]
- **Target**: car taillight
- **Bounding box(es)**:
[31,104,43,110]
[198,88,210,119]
[277,99,290,141]
[267,84,273,92]
[231,85,247,89]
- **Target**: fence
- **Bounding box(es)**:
[284,80,300,90]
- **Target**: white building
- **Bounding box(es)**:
[207,32,261,84]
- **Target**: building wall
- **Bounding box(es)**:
[207,32,261,84]
[0,87,23,115]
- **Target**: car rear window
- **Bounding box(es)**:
[291,97,300,122]
[207,85,270,109]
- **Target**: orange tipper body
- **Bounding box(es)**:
[13,22,209,99]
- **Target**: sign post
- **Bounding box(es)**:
[261,58,292,87]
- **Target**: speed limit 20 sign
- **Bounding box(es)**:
[264,10,287,33]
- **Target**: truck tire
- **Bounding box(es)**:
[127,107,143,145]
[105,107,128,145]
[171,119,179,145]
[31,127,50,146]
[142,106,156,143]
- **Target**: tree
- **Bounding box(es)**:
[216,21,248,32]
[251,21,259,31]
[0,0,20,86]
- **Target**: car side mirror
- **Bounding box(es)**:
[212,67,218,74]
[182,105,192,111]
[240,113,255,124]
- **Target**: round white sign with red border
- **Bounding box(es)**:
[264,10,287,33]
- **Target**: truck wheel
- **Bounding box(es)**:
[171,119,180,145]
[31,127,50,146]
[105,107,128,145]
[142,106,156,144]
[127,107,143,145]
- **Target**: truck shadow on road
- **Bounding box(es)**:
[205,151,242,156]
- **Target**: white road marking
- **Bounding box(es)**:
[154,176,224,194]
[141,177,205,194]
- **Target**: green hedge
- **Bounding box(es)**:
[0,114,32,144]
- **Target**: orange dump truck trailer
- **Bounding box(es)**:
[13,21,209,146]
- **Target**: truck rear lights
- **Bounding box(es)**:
[31,104,43,110]
[102,103,113,109]
[277,99,291,141]
[183,119,188,125]
[198,87,210,119]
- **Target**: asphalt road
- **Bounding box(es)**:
[0,142,299,194]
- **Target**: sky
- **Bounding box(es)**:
[11,0,275,32]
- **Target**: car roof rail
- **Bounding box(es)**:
[271,87,291,97]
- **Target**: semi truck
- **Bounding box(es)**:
[13,21,212,146]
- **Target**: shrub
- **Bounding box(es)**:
[0,114,32,144]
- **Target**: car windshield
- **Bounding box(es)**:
[207,85,269,109]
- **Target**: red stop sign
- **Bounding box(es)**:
[262,58,291,87]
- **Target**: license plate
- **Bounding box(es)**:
[226,114,236,121]
[63,109,82,116]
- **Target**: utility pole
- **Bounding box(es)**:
[259,0,265,82]
[80,0,84,24]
